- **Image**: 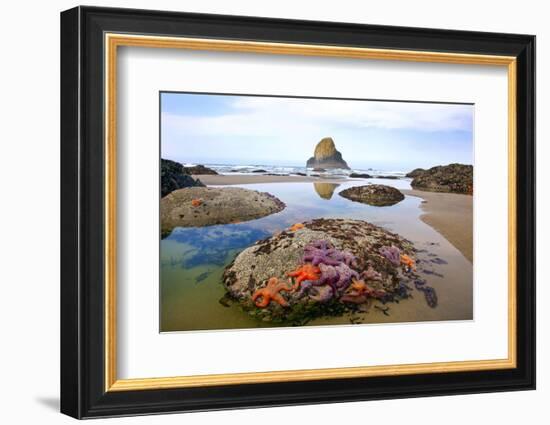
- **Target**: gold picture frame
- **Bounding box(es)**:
[104,34,517,392]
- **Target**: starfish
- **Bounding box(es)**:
[380,245,401,266]
[303,249,341,266]
[289,223,304,232]
[350,279,386,298]
[334,263,360,290]
[191,198,202,207]
[309,285,334,303]
[295,280,314,298]
[287,263,321,289]
[400,254,416,271]
[252,277,293,308]
[303,240,357,267]
[362,265,382,281]
[335,250,358,268]
[311,263,340,290]
[341,279,385,304]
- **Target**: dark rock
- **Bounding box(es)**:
[252,169,267,173]
[411,163,473,194]
[183,164,218,175]
[377,175,400,180]
[339,184,405,206]
[350,172,372,178]
[161,159,204,197]
[406,168,425,178]
[306,137,350,169]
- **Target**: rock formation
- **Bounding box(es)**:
[406,168,425,178]
[339,184,405,206]
[410,163,473,194]
[306,137,350,169]
[160,187,285,236]
[161,159,204,197]
[222,218,436,324]
[183,164,218,175]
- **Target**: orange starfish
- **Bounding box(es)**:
[191,198,202,207]
[352,279,383,296]
[350,279,369,294]
[252,277,293,308]
[287,263,321,289]
[400,254,416,271]
[289,223,304,232]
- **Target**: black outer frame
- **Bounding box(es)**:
[60,5,535,419]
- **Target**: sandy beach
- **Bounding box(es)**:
[402,189,473,262]
[193,174,347,185]
[194,174,473,262]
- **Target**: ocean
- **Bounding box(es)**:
[183,163,408,179]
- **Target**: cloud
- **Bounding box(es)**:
[161,94,474,169]
[162,96,473,142]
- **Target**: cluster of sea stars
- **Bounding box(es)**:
[283,240,371,305]
[253,240,394,308]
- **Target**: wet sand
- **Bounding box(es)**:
[402,189,473,263]
[194,174,346,185]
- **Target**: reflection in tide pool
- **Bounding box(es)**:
[161,180,472,332]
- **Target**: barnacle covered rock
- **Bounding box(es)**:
[339,184,405,206]
[222,218,431,324]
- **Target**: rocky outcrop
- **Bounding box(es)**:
[161,159,204,197]
[222,218,435,324]
[306,137,350,169]
[339,184,404,206]
[184,164,218,175]
[406,168,425,178]
[350,172,372,178]
[161,187,285,236]
[411,163,473,194]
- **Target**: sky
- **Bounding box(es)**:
[160,92,474,171]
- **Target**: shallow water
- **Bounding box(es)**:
[160,180,473,332]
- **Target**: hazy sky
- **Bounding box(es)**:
[160,92,473,171]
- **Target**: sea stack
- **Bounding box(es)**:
[306,137,350,169]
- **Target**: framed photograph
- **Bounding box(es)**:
[60,6,535,419]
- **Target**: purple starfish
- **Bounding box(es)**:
[295,280,313,298]
[303,240,357,268]
[303,241,338,265]
[334,263,360,291]
[329,250,358,267]
[312,263,340,288]
[303,249,341,266]
[380,245,401,266]
[363,265,382,281]
[309,285,334,303]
